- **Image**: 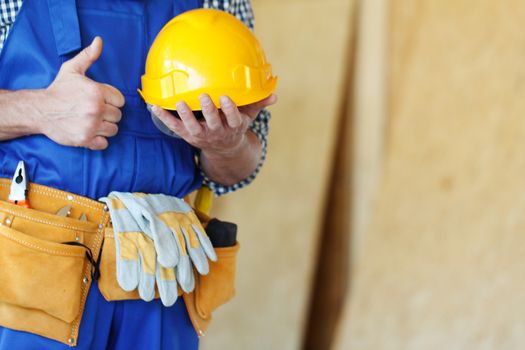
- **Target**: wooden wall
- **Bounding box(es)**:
[201,0,354,349]
[336,1,525,349]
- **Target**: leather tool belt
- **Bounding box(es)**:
[0,179,239,346]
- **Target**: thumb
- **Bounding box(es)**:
[62,36,103,74]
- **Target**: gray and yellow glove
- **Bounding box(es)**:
[100,192,217,306]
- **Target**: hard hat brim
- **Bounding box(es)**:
[139,76,278,111]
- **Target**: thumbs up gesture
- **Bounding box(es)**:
[40,37,125,150]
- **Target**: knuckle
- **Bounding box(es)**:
[78,133,92,147]
[200,97,212,107]
[91,138,108,150]
[199,94,213,106]
[207,120,221,131]
[80,48,91,61]
[84,117,100,133]
[189,128,203,137]
[228,117,241,128]
[86,83,103,99]
[178,109,191,120]
[87,102,104,116]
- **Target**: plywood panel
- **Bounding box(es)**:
[200,1,353,349]
[350,0,389,255]
[337,1,525,349]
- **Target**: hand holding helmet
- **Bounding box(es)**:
[150,93,276,156]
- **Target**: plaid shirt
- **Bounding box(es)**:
[0,0,270,196]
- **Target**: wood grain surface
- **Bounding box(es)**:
[200,1,354,349]
[336,1,525,349]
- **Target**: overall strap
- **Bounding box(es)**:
[47,0,81,56]
[176,0,204,15]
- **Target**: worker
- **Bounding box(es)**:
[0,0,276,349]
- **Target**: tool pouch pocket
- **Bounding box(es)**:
[98,231,240,318]
[194,243,240,319]
[0,225,86,323]
[98,228,143,301]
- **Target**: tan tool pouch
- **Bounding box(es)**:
[98,229,240,336]
[0,223,86,323]
[0,179,110,347]
[194,243,239,319]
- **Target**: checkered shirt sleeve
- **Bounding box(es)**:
[202,0,272,196]
[0,0,22,53]
[0,0,271,197]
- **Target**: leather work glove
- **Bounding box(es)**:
[100,192,217,306]
[99,196,158,302]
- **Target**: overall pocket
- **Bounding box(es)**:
[0,225,86,323]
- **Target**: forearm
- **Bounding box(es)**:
[200,130,262,186]
[0,89,43,140]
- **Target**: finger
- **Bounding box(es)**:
[239,93,278,118]
[137,254,156,302]
[87,135,108,150]
[151,105,184,132]
[156,265,178,307]
[191,222,217,262]
[62,36,103,75]
[176,101,203,136]
[181,226,209,275]
[103,105,122,123]
[176,254,195,293]
[97,121,118,137]
[200,94,224,131]
[219,96,243,128]
[115,233,140,291]
[102,83,125,107]
[117,259,140,292]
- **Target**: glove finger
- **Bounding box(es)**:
[114,192,180,268]
[187,212,217,262]
[190,247,209,275]
[167,225,192,291]
[150,221,181,268]
[137,254,155,302]
[115,232,140,291]
[192,223,217,262]
[181,226,209,275]
[104,196,139,233]
[157,213,187,267]
[176,254,195,293]
[136,233,157,302]
[125,193,180,262]
[116,259,139,292]
[148,214,180,268]
[156,265,178,307]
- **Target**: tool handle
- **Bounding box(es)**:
[206,219,237,247]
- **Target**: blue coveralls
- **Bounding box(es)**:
[0,0,205,348]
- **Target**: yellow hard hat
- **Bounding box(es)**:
[139,9,277,111]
